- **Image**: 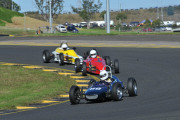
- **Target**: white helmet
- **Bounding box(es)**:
[61,44,68,50]
[100,70,109,80]
[90,50,97,58]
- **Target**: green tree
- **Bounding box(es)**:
[0,0,21,12]
[116,12,127,31]
[35,0,63,21]
[167,6,174,16]
[99,10,106,20]
[72,0,102,29]
[144,19,151,28]
[152,19,161,28]
[116,12,127,23]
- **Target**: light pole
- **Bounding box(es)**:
[49,0,53,33]
[106,0,110,33]
[24,12,26,31]
[12,0,13,11]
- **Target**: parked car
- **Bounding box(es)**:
[165,27,172,31]
[67,25,79,33]
[142,28,153,32]
[56,25,67,33]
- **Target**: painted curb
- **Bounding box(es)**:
[0,62,98,116]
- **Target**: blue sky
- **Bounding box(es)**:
[13,0,180,13]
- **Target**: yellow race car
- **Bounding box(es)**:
[42,41,83,66]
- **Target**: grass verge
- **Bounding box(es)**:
[0,27,35,36]
[38,28,180,37]
[1,27,180,37]
[0,65,75,110]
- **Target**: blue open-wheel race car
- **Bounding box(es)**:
[69,66,137,104]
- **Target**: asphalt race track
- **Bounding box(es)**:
[0,43,180,120]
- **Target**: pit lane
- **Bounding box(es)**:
[1,43,180,120]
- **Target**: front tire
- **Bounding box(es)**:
[75,58,81,73]
[111,83,123,101]
[82,62,87,76]
[59,53,64,66]
[127,77,138,96]
[104,56,111,66]
[42,50,51,63]
[69,86,81,105]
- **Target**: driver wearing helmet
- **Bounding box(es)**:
[61,43,69,51]
[89,50,97,58]
[100,70,112,83]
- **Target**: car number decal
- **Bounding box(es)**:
[90,87,101,90]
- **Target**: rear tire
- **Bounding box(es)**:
[69,86,81,105]
[127,77,138,96]
[114,59,119,73]
[111,83,123,101]
[75,58,81,73]
[42,50,51,63]
[82,62,87,76]
[59,53,64,66]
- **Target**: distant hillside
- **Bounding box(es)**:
[0,7,23,26]
[27,5,180,25]
[6,16,57,30]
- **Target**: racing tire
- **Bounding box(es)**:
[104,56,111,66]
[114,59,120,73]
[75,58,81,73]
[82,62,87,76]
[42,50,51,63]
[127,77,138,96]
[69,85,81,105]
[111,83,123,101]
[88,79,96,88]
[83,51,90,59]
[59,53,64,66]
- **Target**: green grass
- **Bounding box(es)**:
[37,27,180,37]
[0,7,23,25]
[0,20,5,26]
[0,26,35,36]
[0,65,75,110]
[1,26,180,36]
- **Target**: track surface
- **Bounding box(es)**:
[1,45,180,120]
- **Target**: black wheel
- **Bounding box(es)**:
[42,50,51,63]
[75,58,81,73]
[69,85,81,105]
[82,62,87,76]
[127,77,137,96]
[88,79,96,88]
[59,53,64,65]
[83,51,90,59]
[104,56,111,66]
[114,59,120,73]
[111,83,123,101]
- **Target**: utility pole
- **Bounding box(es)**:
[119,3,121,32]
[49,0,53,33]
[12,0,13,11]
[161,0,163,21]
[106,0,110,33]
[161,7,163,21]
[157,7,159,19]
[24,12,26,31]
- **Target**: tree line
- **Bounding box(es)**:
[0,0,20,11]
